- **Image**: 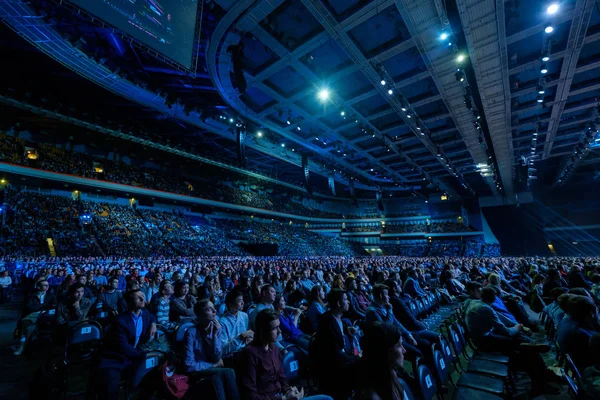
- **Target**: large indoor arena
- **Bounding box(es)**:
[0,0,599,399]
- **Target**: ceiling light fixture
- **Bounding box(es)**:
[281,143,285,147]
[547,3,559,15]
[257,131,263,137]
[545,26,554,34]
[388,89,393,95]
[340,111,345,116]
[540,64,548,74]
[542,55,550,62]
[380,80,386,86]
[318,88,330,101]
[457,54,466,63]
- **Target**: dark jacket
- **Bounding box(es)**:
[99,308,156,370]
[22,291,57,317]
[310,311,357,372]
[310,311,359,398]
[390,294,426,331]
[346,291,366,320]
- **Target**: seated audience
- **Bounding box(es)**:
[219,290,253,357]
[239,308,331,400]
[310,289,360,400]
[249,285,277,331]
[557,294,600,371]
[345,277,366,321]
[97,289,157,399]
[0,270,13,303]
[170,281,197,321]
[57,283,93,327]
[403,269,426,297]
[466,287,561,395]
[356,322,410,400]
[274,294,311,352]
[307,285,327,332]
[182,299,238,400]
[96,276,122,316]
[149,280,175,328]
[582,333,600,399]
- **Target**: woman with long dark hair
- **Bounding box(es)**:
[356,322,408,400]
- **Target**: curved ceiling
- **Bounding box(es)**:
[1,0,600,199]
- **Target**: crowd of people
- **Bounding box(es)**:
[2,254,599,399]
[0,132,403,219]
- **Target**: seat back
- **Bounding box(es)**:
[36,309,58,329]
[416,359,438,400]
[129,351,166,393]
[399,376,415,400]
[431,345,450,387]
[173,318,196,346]
[410,301,418,316]
[65,321,103,363]
[281,349,300,382]
[562,354,580,398]
[439,337,455,363]
[446,325,465,357]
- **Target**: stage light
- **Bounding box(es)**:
[540,64,548,74]
[340,111,345,116]
[287,120,291,125]
[318,88,330,101]
[547,3,559,15]
[281,143,285,147]
[380,80,386,86]
[545,26,554,34]
[537,97,544,103]
[401,107,407,112]
[407,114,412,118]
[456,54,466,63]
[542,55,550,62]
[537,85,545,94]
[388,89,393,95]
[229,118,234,123]
[440,32,449,41]
[257,131,263,137]
[297,126,301,131]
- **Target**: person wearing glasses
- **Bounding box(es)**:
[14,279,57,355]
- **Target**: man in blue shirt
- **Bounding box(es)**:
[98,289,156,399]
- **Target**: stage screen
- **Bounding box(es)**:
[69,0,199,69]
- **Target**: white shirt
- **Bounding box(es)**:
[0,276,12,288]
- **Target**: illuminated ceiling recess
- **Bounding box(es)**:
[207,0,474,199]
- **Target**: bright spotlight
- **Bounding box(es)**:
[388,89,393,95]
[542,56,550,62]
[340,111,345,116]
[318,88,330,101]
[541,67,548,74]
[457,54,466,63]
[257,131,263,137]
[545,26,554,34]
[440,32,449,41]
[229,118,234,123]
[547,3,559,15]
[380,80,386,86]
[281,143,285,148]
